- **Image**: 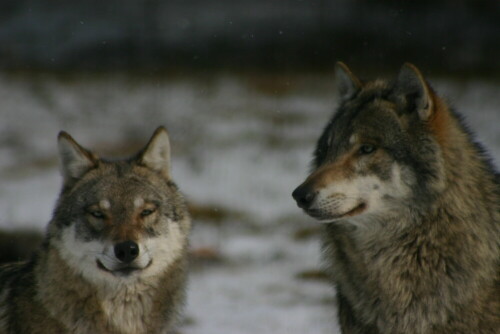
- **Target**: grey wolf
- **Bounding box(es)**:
[0,127,191,334]
[292,63,500,333]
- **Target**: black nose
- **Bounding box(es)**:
[292,185,317,209]
[114,240,140,263]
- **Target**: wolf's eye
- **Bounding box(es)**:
[89,210,105,219]
[359,144,376,155]
[141,208,155,217]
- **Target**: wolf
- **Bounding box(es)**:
[0,127,191,334]
[292,63,500,334]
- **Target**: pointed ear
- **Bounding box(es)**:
[335,61,362,100]
[393,63,433,120]
[137,126,171,178]
[57,132,98,181]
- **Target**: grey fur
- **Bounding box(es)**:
[293,63,500,333]
[0,127,191,334]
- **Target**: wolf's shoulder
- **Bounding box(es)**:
[0,260,35,291]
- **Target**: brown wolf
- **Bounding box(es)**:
[0,127,191,334]
[292,63,500,333]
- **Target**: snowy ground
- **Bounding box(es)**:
[0,71,498,333]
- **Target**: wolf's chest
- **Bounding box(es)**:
[323,231,383,319]
[100,284,158,334]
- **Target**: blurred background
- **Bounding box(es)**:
[1,0,499,74]
[0,1,499,333]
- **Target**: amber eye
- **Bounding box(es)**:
[141,208,155,217]
[89,210,105,219]
[359,144,376,155]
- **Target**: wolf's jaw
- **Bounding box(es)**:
[341,202,367,217]
[96,259,153,277]
[307,202,367,223]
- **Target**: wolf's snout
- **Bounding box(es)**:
[114,240,140,263]
[292,184,317,209]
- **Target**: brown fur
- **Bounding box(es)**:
[427,95,457,154]
[304,153,358,188]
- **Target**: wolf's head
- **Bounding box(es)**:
[47,127,190,284]
[293,63,449,226]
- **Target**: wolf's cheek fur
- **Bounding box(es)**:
[313,164,412,222]
[139,218,187,278]
[54,225,113,285]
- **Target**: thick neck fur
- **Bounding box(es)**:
[426,95,498,231]
[34,244,186,334]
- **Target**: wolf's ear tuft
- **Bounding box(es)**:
[57,132,98,181]
[393,63,433,120]
[137,126,171,178]
[335,62,362,100]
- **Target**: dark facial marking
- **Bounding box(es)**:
[145,226,160,237]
